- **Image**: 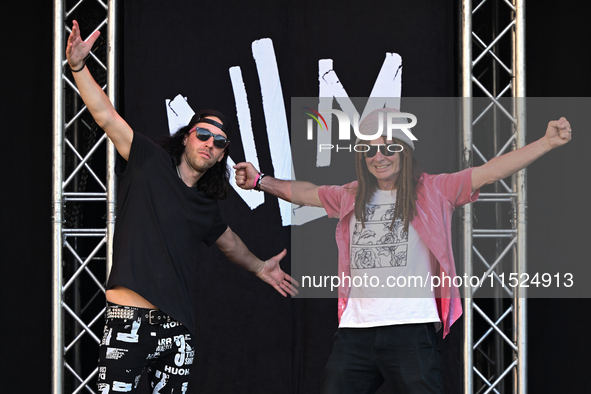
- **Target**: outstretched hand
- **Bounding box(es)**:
[545,117,572,149]
[233,162,260,190]
[66,20,101,70]
[256,249,299,297]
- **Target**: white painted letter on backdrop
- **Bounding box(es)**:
[252,38,293,226]
[316,53,403,167]
[228,66,265,210]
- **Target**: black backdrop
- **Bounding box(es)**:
[1,0,590,392]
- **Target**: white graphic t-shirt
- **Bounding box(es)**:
[339,189,441,328]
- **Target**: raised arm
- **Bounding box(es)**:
[66,20,133,160]
[471,117,572,192]
[233,162,323,207]
[215,227,298,297]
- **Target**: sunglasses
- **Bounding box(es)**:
[190,127,230,149]
[363,144,403,158]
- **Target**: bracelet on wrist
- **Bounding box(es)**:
[254,173,266,191]
[70,59,86,73]
[252,173,261,190]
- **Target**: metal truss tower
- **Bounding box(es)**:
[461,0,526,393]
[52,0,118,393]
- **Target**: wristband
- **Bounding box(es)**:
[70,60,86,73]
[255,173,266,191]
[253,173,261,190]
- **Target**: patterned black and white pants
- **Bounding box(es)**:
[97,303,195,393]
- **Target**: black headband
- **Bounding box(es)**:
[199,118,226,131]
[189,113,227,133]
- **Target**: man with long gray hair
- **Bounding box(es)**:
[234,107,572,393]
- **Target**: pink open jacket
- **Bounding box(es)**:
[318,168,479,338]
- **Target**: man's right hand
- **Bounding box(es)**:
[233,162,323,207]
[64,20,133,161]
[66,20,100,70]
[233,162,260,190]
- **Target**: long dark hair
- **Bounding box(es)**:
[353,138,422,234]
[159,124,231,200]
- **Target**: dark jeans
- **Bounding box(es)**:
[321,323,444,394]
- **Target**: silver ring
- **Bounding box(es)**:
[569,128,572,133]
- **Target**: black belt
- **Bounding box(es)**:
[106,302,178,325]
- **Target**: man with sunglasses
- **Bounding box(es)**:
[67,21,297,393]
[234,107,572,393]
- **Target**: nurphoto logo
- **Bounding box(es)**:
[303,108,418,153]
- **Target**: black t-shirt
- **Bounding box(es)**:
[107,132,228,335]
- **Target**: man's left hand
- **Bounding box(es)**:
[545,117,572,149]
[256,249,299,297]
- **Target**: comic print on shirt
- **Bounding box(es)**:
[351,203,407,269]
